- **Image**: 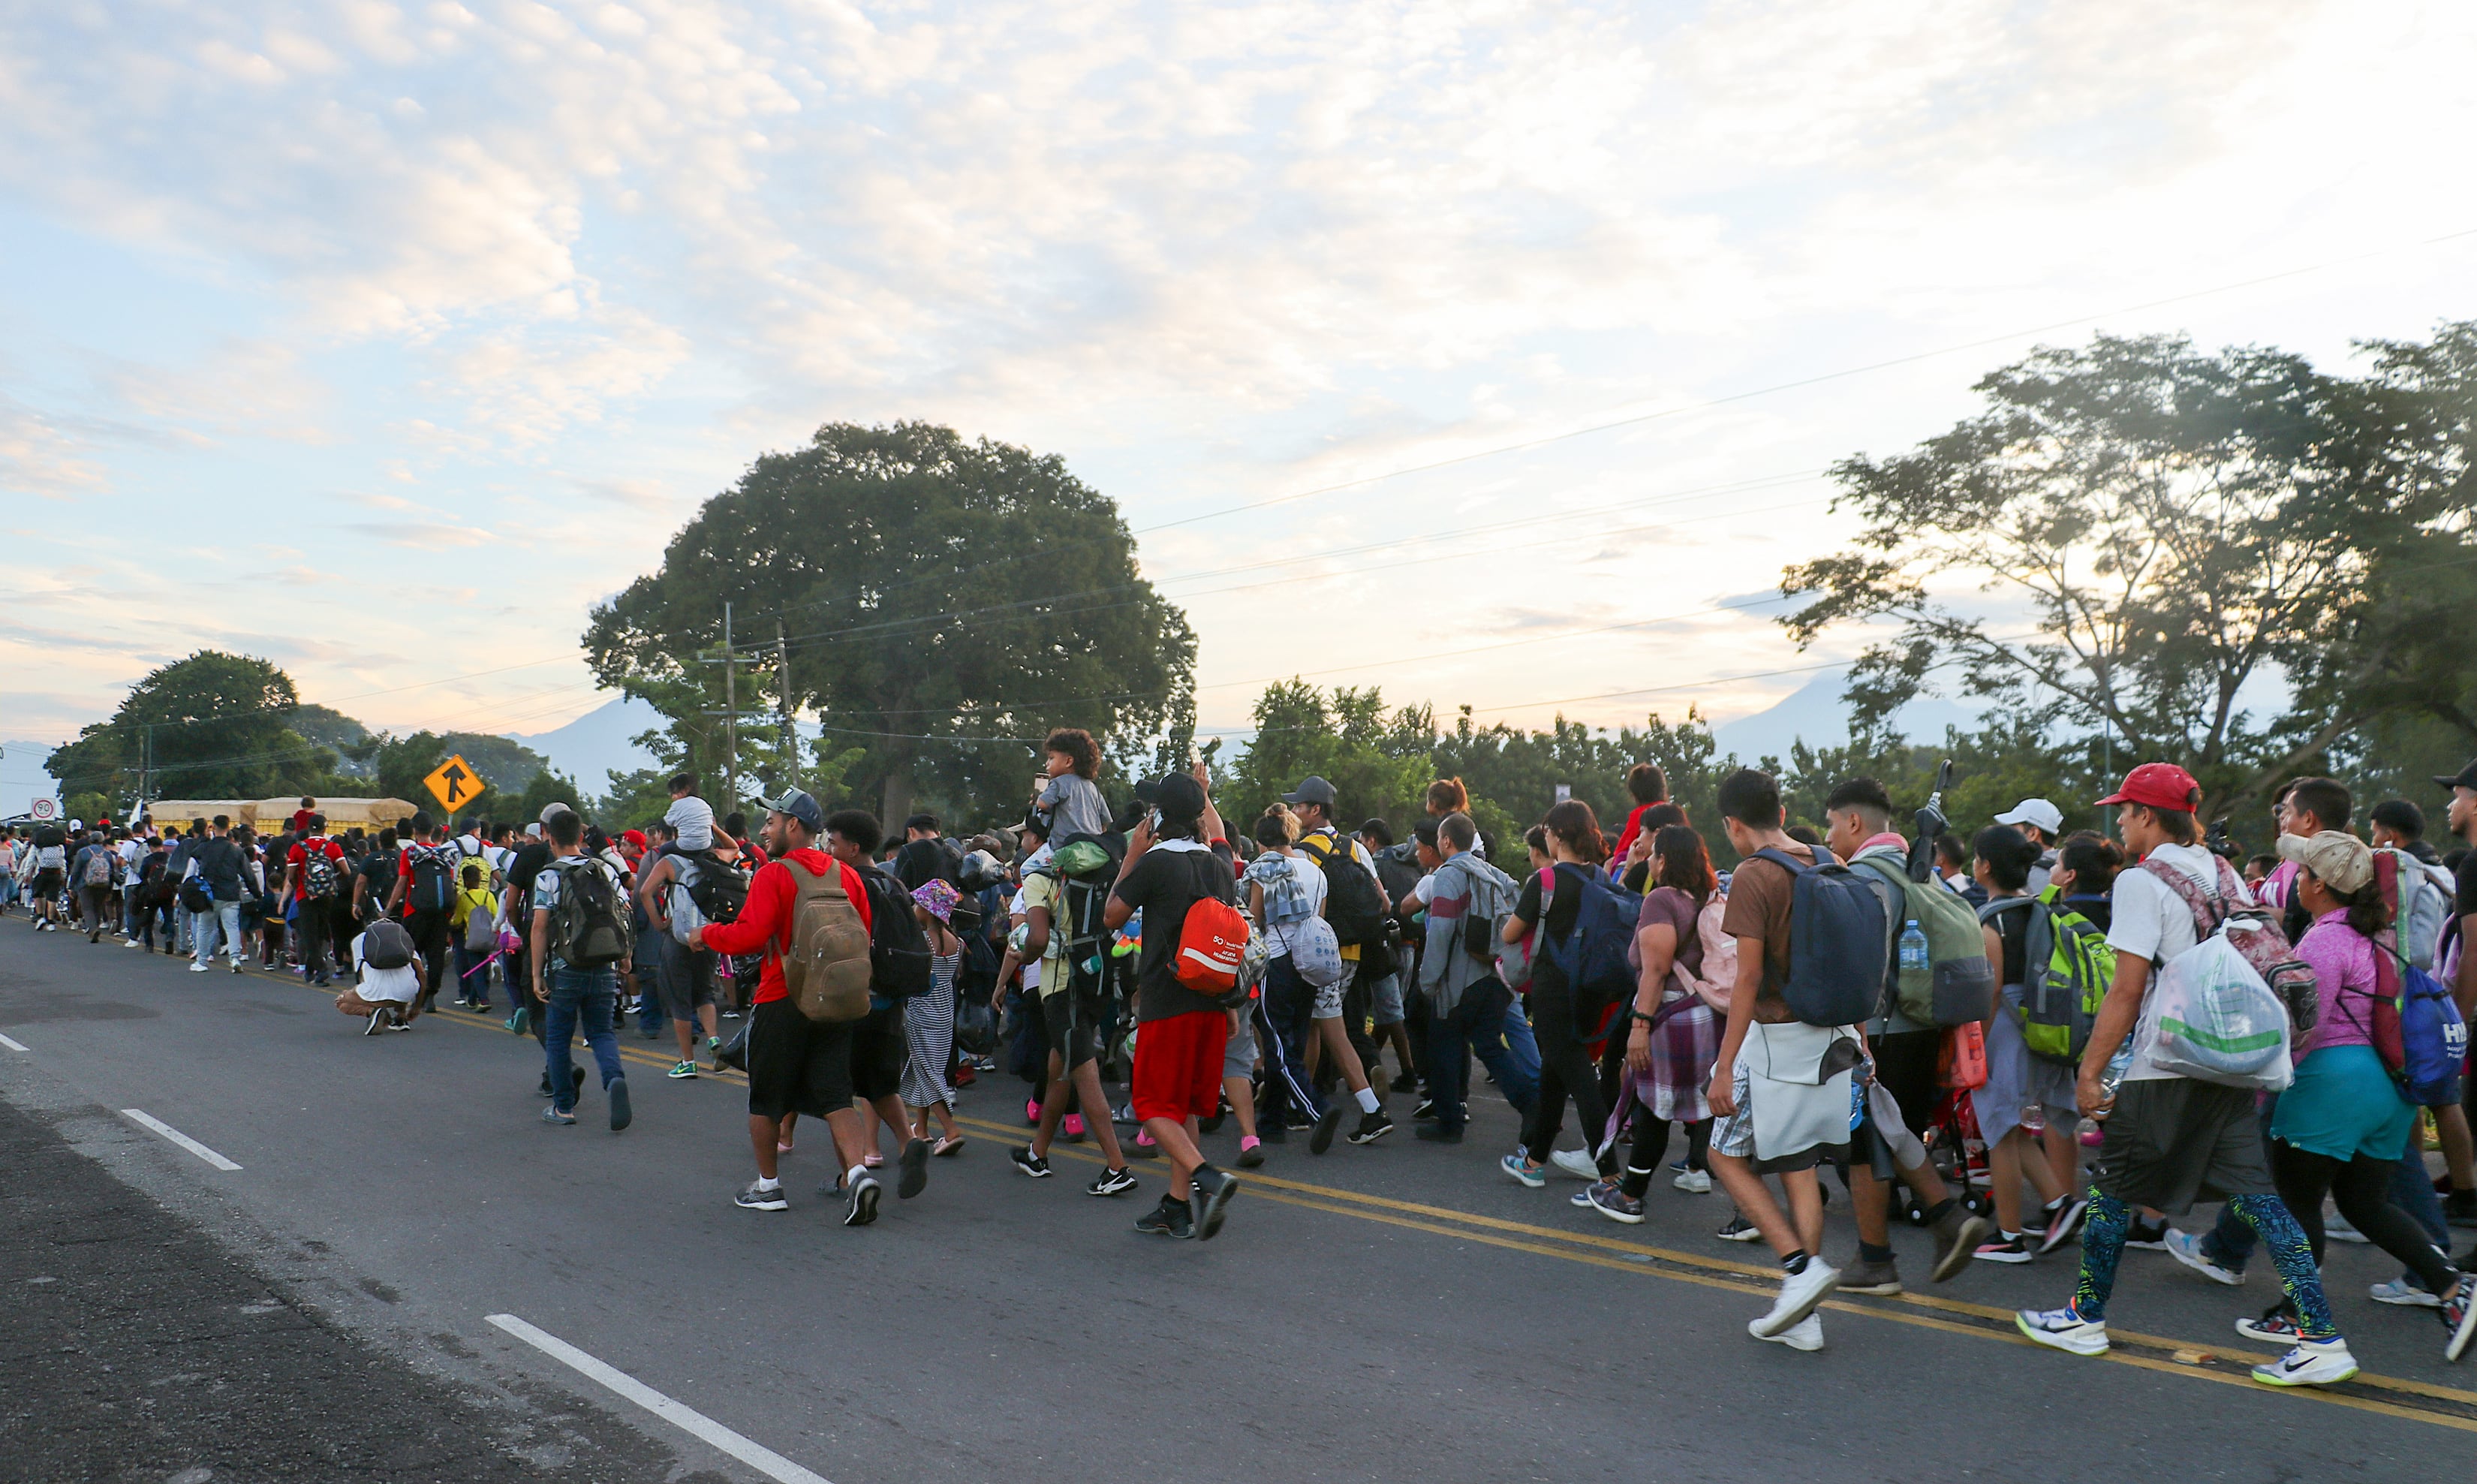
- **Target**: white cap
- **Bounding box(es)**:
[1993,797,2064,835]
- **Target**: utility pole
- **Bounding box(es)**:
[699,601,773,817]
[776,619,796,791]
[724,602,737,811]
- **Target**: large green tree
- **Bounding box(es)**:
[585,422,1196,827]
[46,651,324,804]
[1782,330,2477,819]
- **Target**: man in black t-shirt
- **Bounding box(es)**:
[503,810,566,1091]
[1105,768,1240,1241]
[2433,762,2477,1240]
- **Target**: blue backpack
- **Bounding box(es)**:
[1751,847,1891,1027]
[2379,948,2469,1109]
[1536,861,1644,1005]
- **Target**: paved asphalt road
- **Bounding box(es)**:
[2,920,2472,1483]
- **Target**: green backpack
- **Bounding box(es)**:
[1984,888,2115,1066]
[1850,850,1995,1026]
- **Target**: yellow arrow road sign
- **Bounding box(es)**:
[423,754,479,814]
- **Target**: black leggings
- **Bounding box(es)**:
[1619,1115,1712,1199]
[1521,976,1611,1168]
[2271,1139,2460,1296]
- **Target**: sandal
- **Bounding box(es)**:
[862,1152,884,1169]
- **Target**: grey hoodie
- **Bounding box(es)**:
[1416,848,1518,1016]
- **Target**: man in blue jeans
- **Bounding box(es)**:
[528,810,633,1133]
[1410,812,1539,1141]
[185,816,248,975]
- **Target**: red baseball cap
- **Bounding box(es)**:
[2096,762,2201,812]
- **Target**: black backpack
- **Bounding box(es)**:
[860,865,934,999]
[681,849,752,925]
[408,844,460,913]
[360,919,416,971]
[546,860,629,969]
[1305,831,1389,948]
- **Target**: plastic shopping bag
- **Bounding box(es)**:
[2148,932,2292,1091]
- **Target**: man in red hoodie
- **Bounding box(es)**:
[694,788,881,1224]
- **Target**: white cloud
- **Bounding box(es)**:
[2,0,2473,745]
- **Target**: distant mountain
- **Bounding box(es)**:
[504,696,667,793]
[1711,670,1984,763]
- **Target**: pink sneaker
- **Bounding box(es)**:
[1025,1098,1042,1126]
[1063,1113,1085,1139]
[1135,1129,1158,1148]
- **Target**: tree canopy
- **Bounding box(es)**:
[584,421,1196,827]
[1782,327,2477,816]
[46,651,311,802]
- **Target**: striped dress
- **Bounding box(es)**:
[901,951,959,1109]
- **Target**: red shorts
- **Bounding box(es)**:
[1131,1008,1229,1124]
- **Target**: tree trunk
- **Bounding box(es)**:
[879,763,913,833]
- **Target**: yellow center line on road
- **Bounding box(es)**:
[216,959,2477,1431]
[945,1112,2477,1431]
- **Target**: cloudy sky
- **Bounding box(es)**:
[5,1,2475,784]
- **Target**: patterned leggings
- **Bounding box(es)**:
[2071,1189,2337,1337]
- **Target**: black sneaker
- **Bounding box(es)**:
[1390,1072,1419,1094]
[1010,1145,1053,1178]
[2124,1217,2171,1251]
[1133,1196,1193,1239]
[1412,1098,1437,1121]
[896,1137,930,1200]
[1309,1105,1344,1154]
[2447,1189,2477,1229]
[1413,1124,1464,1143]
[1088,1166,1138,1197]
[365,1007,387,1037]
[1347,1109,1395,1145]
[537,1072,555,1097]
[607,1077,631,1133]
[735,1181,788,1212]
[1192,1163,1237,1241]
[844,1171,881,1227]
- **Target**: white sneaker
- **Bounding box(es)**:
[2369,1278,2442,1308]
[187,962,210,973]
[1673,1166,1713,1194]
[2251,1336,2358,1387]
[122,938,143,949]
[2324,1212,2370,1245]
[1549,1147,1601,1181]
[1750,1312,1823,1350]
[2015,1305,2109,1356]
[2162,1227,2244,1286]
[1752,1260,1840,1337]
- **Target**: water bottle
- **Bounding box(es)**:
[2076,1044,2135,1146]
[1898,918,1929,973]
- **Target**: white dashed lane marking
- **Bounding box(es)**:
[487,1314,833,1484]
[120,1109,243,1171]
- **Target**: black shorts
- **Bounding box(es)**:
[2092,1077,2275,1214]
[657,937,720,1019]
[1040,985,1100,1070]
[745,998,853,1120]
[32,868,62,899]
[1870,1028,1946,1136]
[852,1002,907,1103]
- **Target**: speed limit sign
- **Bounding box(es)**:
[29,797,56,820]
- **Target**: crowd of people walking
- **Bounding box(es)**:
[11,736,2475,1380]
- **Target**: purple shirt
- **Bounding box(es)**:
[2294,908,2379,1059]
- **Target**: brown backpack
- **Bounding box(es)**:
[779,857,872,1023]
